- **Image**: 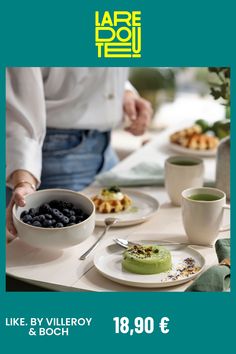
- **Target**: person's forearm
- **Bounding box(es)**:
[6,170,38,237]
[10,170,38,190]
[6,68,46,190]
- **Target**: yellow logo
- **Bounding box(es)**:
[95,10,141,58]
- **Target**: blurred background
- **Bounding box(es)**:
[112,67,230,159]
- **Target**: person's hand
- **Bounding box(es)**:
[123,91,153,136]
[6,183,35,243]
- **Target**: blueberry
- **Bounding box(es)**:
[58,201,73,210]
[56,212,64,221]
[32,221,42,227]
[26,221,32,225]
[56,201,64,211]
[39,203,51,214]
[49,200,60,208]
[73,208,82,215]
[64,202,73,209]
[38,215,46,222]
[55,223,64,228]
[45,214,53,220]
[62,208,71,217]
[52,208,60,217]
[29,208,37,216]
[43,219,53,227]
[76,215,84,223]
[69,210,75,216]
[32,216,40,222]
[51,219,57,225]
[20,210,28,219]
[67,223,76,227]
[62,216,69,224]
[22,214,33,223]
[69,215,76,223]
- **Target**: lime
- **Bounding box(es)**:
[195,119,210,133]
[212,119,230,139]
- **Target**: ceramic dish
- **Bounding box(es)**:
[13,189,95,249]
[87,189,160,227]
[94,239,205,288]
[169,142,216,157]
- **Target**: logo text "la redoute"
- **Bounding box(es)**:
[95,11,141,58]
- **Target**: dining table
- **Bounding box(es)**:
[6,122,230,292]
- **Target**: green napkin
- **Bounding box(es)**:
[95,162,164,187]
[185,239,230,292]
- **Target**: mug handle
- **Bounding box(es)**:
[219,205,230,232]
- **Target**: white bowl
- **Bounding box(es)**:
[13,189,95,249]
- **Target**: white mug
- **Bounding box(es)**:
[165,156,204,206]
[182,187,230,245]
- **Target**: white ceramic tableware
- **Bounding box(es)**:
[169,142,217,157]
[182,187,230,245]
[13,189,95,249]
[93,239,205,288]
[165,155,204,206]
[87,189,160,227]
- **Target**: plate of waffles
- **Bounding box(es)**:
[169,142,217,157]
[169,125,218,157]
[86,187,160,227]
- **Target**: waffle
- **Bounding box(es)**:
[92,191,132,213]
[170,125,219,150]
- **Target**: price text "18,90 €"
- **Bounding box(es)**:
[113,316,170,336]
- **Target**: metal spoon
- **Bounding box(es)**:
[79,217,119,260]
[113,238,140,249]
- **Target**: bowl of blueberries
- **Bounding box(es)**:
[13,189,95,249]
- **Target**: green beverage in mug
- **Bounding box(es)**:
[171,160,200,166]
[165,156,204,206]
[182,187,230,245]
[188,194,222,201]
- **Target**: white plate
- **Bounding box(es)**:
[87,189,160,227]
[94,240,206,288]
[169,142,217,157]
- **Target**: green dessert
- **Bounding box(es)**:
[122,245,172,275]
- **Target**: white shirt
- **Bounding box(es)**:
[6,67,133,186]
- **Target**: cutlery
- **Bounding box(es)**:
[79,217,119,260]
[113,238,213,248]
[113,238,141,248]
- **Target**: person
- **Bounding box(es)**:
[6,67,152,241]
